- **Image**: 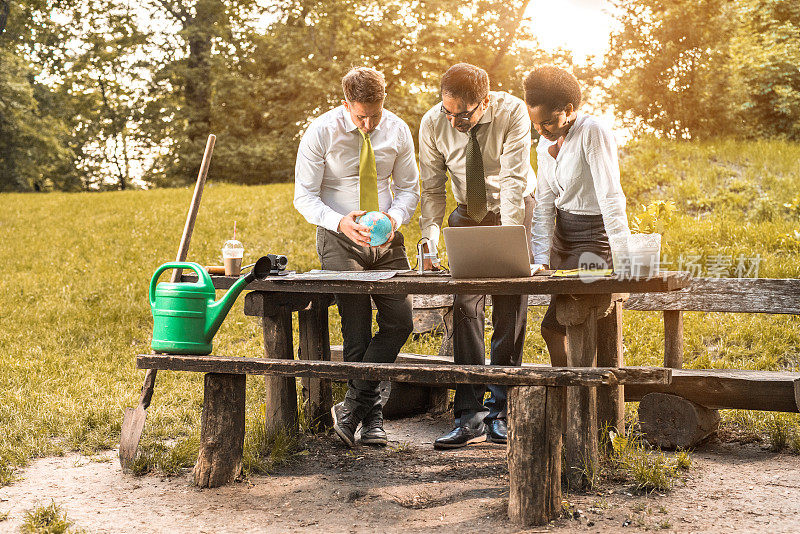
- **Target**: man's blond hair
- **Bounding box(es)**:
[342,67,386,104]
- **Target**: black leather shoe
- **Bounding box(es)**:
[486,419,507,444]
[360,404,387,446]
[331,401,360,448]
[434,424,486,450]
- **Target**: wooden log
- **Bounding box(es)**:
[261,306,297,435]
[597,300,624,437]
[625,369,800,413]
[508,385,564,526]
[193,373,245,488]
[298,298,333,429]
[663,310,683,368]
[795,379,800,412]
[137,354,672,386]
[638,393,720,449]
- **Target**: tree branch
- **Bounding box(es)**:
[0,0,10,35]
[151,0,190,24]
[487,0,532,79]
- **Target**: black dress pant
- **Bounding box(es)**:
[449,196,533,426]
[316,227,414,411]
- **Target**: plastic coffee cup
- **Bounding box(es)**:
[222,239,244,276]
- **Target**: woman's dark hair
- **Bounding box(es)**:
[523,65,582,111]
[440,63,490,105]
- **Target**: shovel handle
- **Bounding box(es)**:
[139,368,157,410]
[170,134,216,283]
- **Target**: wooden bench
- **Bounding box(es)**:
[397,278,800,447]
[137,352,671,526]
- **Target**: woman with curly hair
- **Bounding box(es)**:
[524,65,631,365]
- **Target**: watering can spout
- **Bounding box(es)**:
[204,271,256,343]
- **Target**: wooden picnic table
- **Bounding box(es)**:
[202,274,687,460]
[175,270,690,525]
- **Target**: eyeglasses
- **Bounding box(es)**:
[440,101,482,121]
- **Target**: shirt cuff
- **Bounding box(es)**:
[533,252,550,265]
[421,223,440,253]
[321,210,346,233]
[386,207,405,230]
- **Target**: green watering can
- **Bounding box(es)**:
[149,261,261,355]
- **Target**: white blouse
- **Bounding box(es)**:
[531,114,630,265]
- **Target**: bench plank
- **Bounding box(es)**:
[137,354,671,387]
[626,369,800,412]
[623,278,800,314]
[330,347,800,413]
[408,278,800,315]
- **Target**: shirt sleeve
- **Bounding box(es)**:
[584,121,630,243]
[531,150,558,265]
[497,101,532,227]
[293,124,345,232]
[387,122,420,228]
[418,114,448,252]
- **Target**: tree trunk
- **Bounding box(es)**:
[0,0,9,35]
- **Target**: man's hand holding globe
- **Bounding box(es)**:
[338,211,396,248]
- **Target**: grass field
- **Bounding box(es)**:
[1,137,800,485]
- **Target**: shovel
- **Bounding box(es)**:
[119,134,216,471]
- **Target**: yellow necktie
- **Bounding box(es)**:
[359,131,379,212]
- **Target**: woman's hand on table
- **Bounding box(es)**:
[531,263,548,275]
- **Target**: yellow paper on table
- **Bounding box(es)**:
[551,268,613,278]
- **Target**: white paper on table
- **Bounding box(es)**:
[275,270,398,282]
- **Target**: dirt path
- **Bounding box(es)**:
[1,414,799,533]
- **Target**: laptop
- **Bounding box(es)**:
[443,225,531,279]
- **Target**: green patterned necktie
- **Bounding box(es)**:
[465,123,488,222]
[359,130,379,212]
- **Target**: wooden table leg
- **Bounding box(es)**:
[663,310,684,369]
[262,305,298,435]
[556,294,614,490]
[298,297,333,430]
[194,372,246,488]
[597,300,624,440]
[565,314,599,489]
[508,385,564,526]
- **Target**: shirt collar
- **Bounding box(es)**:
[563,113,586,143]
[342,106,385,134]
[477,92,496,125]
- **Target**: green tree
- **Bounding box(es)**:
[602,0,743,139]
[731,0,800,139]
[0,0,76,191]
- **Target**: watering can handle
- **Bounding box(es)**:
[149,262,207,308]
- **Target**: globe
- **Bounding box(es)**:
[357,211,393,246]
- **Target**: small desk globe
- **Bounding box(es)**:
[357,211,392,246]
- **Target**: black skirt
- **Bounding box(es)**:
[541,209,612,334]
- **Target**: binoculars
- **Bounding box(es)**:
[252,254,288,277]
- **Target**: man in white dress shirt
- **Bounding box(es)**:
[294,67,420,448]
[418,63,536,449]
